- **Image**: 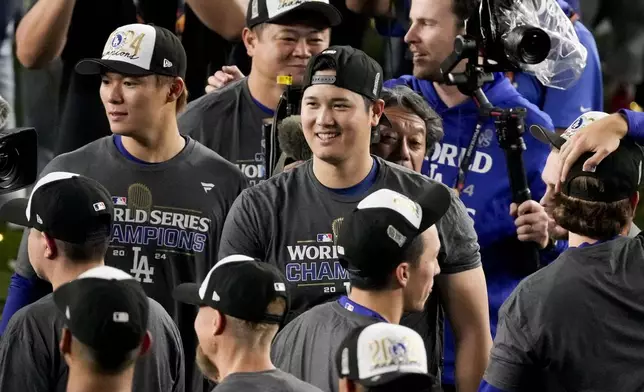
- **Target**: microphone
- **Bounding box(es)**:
[0,94,9,130]
[277,115,312,162]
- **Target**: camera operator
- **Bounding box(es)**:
[218,45,488,392]
[508,0,603,133]
[481,115,644,392]
[384,0,562,390]
[178,0,341,186]
[2,23,247,392]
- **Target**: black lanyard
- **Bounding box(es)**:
[454,118,484,194]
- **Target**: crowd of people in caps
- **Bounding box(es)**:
[1,0,644,391]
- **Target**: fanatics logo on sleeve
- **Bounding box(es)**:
[201,182,215,193]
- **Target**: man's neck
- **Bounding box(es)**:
[247,70,285,111]
[215,345,275,381]
[120,119,185,163]
[312,153,374,189]
[568,225,630,247]
[433,82,469,108]
[66,364,134,392]
[348,288,404,324]
[47,260,104,291]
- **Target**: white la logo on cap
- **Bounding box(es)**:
[102,24,156,72]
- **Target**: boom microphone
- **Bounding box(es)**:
[278,115,312,162]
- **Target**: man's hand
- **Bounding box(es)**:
[558,113,628,189]
[510,201,549,249]
[205,65,245,94]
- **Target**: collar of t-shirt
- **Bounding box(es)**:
[113,134,188,165]
[324,158,379,196]
[338,295,388,322]
[251,95,275,117]
[576,235,620,249]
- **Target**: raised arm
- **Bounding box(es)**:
[185,0,248,41]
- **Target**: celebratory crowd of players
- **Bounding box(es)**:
[1,0,644,391]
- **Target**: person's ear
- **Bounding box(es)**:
[139,331,153,356]
[43,233,58,260]
[167,77,185,103]
[214,310,226,336]
[60,327,73,365]
[394,262,411,288]
[631,192,640,217]
[242,27,259,57]
[338,378,358,392]
[371,99,386,128]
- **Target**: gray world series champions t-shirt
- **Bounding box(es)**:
[271,302,380,392]
[0,294,184,392]
[214,369,324,392]
[218,156,481,388]
[178,78,271,186]
[14,135,247,392]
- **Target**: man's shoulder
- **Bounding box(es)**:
[182,79,247,116]
[46,137,110,171]
[379,158,445,193]
[187,139,245,178]
[4,294,56,336]
[241,162,310,201]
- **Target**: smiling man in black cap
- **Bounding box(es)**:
[480,114,644,392]
[270,187,449,392]
[179,0,342,186]
[0,172,184,392]
[174,254,323,392]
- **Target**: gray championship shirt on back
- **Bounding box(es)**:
[0,294,184,392]
[13,135,248,392]
[178,78,272,186]
[218,156,481,390]
[214,369,324,392]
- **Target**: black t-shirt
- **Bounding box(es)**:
[218,157,481,387]
[484,235,644,391]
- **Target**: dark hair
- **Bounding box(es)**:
[553,176,634,240]
[380,86,444,156]
[76,337,139,375]
[350,234,426,291]
[54,236,110,262]
[311,57,373,112]
[452,0,480,27]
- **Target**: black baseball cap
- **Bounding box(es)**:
[53,266,149,357]
[337,187,451,278]
[0,172,113,244]
[304,46,384,102]
[337,323,433,387]
[173,255,290,324]
[531,112,644,202]
[76,23,187,79]
[247,0,342,29]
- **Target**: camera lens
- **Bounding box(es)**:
[0,142,19,190]
[503,25,551,65]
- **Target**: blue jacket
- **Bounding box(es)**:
[385,73,565,385]
[511,0,603,129]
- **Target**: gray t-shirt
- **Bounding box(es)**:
[178,78,271,186]
[484,235,644,391]
[14,135,247,392]
[218,156,480,388]
[271,302,379,392]
[214,369,323,392]
[0,293,184,392]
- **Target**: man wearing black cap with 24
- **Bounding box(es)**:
[270,187,449,392]
[0,172,184,392]
[218,45,487,391]
[480,114,644,392]
[174,254,323,392]
[179,0,342,185]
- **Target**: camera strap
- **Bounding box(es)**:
[454,119,484,195]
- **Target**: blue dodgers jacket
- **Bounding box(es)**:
[385,73,566,384]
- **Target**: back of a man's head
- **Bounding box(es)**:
[226,296,287,346]
[70,333,141,375]
[554,176,637,240]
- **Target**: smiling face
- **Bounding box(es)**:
[300,70,383,165]
[245,23,331,85]
[372,106,427,172]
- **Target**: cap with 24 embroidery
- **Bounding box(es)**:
[76,23,187,78]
